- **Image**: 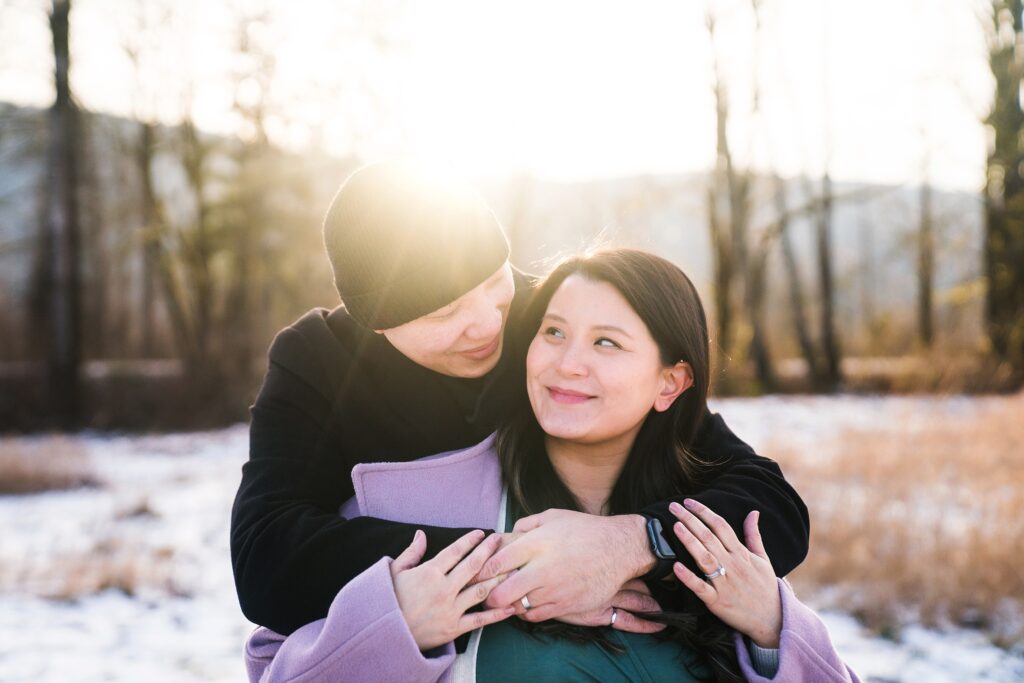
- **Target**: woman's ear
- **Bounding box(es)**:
[653,362,694,412]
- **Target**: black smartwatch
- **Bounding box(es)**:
[641,515,676,581]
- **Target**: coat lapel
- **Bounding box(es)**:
[351,433,502,530]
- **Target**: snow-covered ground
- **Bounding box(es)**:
[1,396,1022,682]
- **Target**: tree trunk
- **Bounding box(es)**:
[917,179,935,348]
[138,121,160,357]
[45,0,81,426]
[708,185,734,361]
[984,0,1024,383]
[708,70,736,360]
[179,118,213,367]
[816,172,842,390]
[774,176,820,387]
[746,247,776,391]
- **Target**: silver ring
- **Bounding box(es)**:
[520,595,532,610]
[704,564,727,580]
[610,608,618,626]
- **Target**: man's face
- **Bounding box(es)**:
[380,262,515,378]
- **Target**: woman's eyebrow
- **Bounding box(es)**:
[542,313,634,339]
[593,324,633,339]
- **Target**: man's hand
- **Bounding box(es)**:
[474,509,657,623]
[555,579,667,633]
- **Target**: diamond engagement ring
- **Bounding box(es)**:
[704,565,727,580]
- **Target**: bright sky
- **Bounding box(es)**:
[0,0,991,191]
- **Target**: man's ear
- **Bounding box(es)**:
[653,362,694,413]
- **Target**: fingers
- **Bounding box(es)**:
[430,529,487,574]
[611,589,660,615]
[391,529,427,575]
[611,609,667,634]
[670,501,729,563]
[482,565,543,608]
[555,606,666,632]
[515,601,562,622]
[744,510,770,560]
[673,561,717,606]
[455,574,506,612]
[447,532,502,588]
[512,510,549,533]
[621,579,652,596]
[456,605,516,635]
[680,498,743,553]
[476,538,533,583]
[671,518,722,576]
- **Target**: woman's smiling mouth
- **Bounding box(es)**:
[547,386,595,404]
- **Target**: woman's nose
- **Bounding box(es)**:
[555,343,588,377]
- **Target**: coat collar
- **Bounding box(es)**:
[350,433,503,530]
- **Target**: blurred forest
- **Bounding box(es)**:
[1,0,1023,431]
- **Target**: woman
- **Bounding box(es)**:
[245,249,858,682]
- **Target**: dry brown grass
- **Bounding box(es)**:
[3,535,186,601]
[0,436,99,494]
[770,392,1024,646]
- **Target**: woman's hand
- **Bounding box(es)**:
[390,529,517,651]
[669,499,783,648]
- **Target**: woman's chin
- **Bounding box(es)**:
[536,419,592,442]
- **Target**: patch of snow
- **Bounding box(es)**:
[0,401,1021,682]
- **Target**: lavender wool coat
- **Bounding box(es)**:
[243,434,860,683]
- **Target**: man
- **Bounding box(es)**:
[230,161,809,637]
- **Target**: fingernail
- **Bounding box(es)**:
[683,498,697,509]
[669,501,683,513]
[674,521,687,534]
[505,607,516,615]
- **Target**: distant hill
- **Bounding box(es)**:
[1,101,984,364]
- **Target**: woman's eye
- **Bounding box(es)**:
[595,337,621,349]
[543,326,565,339]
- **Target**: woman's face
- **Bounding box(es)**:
[526,274,690,448]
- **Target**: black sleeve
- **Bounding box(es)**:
[639,411,810,578]
[229,330,480,636]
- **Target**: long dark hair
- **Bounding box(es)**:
[496,249,742,681]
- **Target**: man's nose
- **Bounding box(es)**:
[463,302,504,342]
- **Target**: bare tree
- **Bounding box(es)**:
[44,0,81,425]
[917,173,935,347]
[983,0,1024,382]
[705,10,741,377]
[813,1,841,390]
[120,2,168,358]
[815,171,841,389]
[222,6,277,381]
[703,3,776,392]
[773,176,822,384]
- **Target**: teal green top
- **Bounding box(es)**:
[475,498,714,683]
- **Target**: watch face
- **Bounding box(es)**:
[647,517,676,560]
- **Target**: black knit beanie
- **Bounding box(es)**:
[323,161,511,329]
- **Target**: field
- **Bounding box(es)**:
[1,394,1022,682]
